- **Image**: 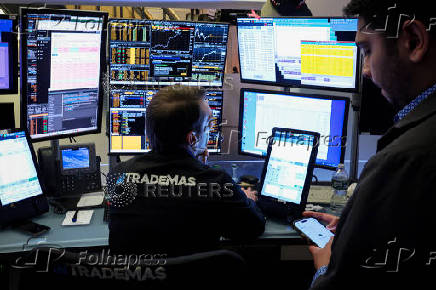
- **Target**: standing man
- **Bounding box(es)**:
[306,1,436,289]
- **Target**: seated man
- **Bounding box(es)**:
[108,85,265,256]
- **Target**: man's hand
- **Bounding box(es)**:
[309,237,333,270]
[241,187,258,202]
[303,211,340,233]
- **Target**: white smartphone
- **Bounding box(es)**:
[293,218,334,248]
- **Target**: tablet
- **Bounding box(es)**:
[258,127,320,221]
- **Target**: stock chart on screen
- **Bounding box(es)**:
[109,19,229,87]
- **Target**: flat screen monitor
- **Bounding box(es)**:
[109,89,223,154]
[0,15,18,94]
[0,129,48,227]
[20,8,108,141]
[108,19,229,87]
[239,88,349,170]
[237,17,360,92]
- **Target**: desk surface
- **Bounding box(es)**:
[0,207,301,254]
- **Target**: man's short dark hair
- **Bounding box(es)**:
[146,85,206,152]
[344,0,436,37]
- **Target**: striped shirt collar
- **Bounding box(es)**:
[394,83,436,123]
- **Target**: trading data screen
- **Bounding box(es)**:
[237,18,359,90]
[240,89,348,169]
[0,17,16,92]
[0,131,43,206]
[21,10,106,140]
[109,89,223,154]
[261,131,316,204]
[109,19,228,87]
[110,89,155,154]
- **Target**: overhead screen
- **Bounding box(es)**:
[109,89,223,154]
[108,19,229,87]
[0,15,18,94]
[237,17,360,91]
[239,89,349,170]
[20,9,107,141]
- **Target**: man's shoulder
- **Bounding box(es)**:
[384,110,436,153]
[374,113,436,164]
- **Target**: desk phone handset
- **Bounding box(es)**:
[38,143,102,197]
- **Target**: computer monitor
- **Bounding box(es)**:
[109,88,157,154]
[109,89,224,154]
[205,90,223,153]
[0,129,49,228]
[108,19,229,87]
[239,88,349,170]
[237,17,360,92]
[0,15,18,94]
[20,8,108,141]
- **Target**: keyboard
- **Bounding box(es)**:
[307,185,333,204]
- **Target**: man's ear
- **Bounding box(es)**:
[186,131,197,146]
[401,19,430,63]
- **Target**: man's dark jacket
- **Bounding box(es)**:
[311,93,436,289]
[108,149,266,256]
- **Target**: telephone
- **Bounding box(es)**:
[38,143,102,198]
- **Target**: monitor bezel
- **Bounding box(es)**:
[19,8,108,142]
[107,18,230,89]
[236,16,361,93]
[107,87,224,155]
[0,128,49,228]
[0,15,18,95]
[258,127,320,218]
[238,88,350,171]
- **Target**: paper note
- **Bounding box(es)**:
[62,210,94,226]
[77,191,104,208]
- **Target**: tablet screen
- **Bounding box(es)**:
[260,131,317,204]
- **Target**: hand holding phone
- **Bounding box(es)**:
[293,218,334,248]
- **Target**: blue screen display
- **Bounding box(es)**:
[240,90,348,169]
[0,18,13,90]
[0,131,43,206]
[62,148,90,169]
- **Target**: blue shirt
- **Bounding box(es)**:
[394,83,436,123]
[311,265,328,288]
